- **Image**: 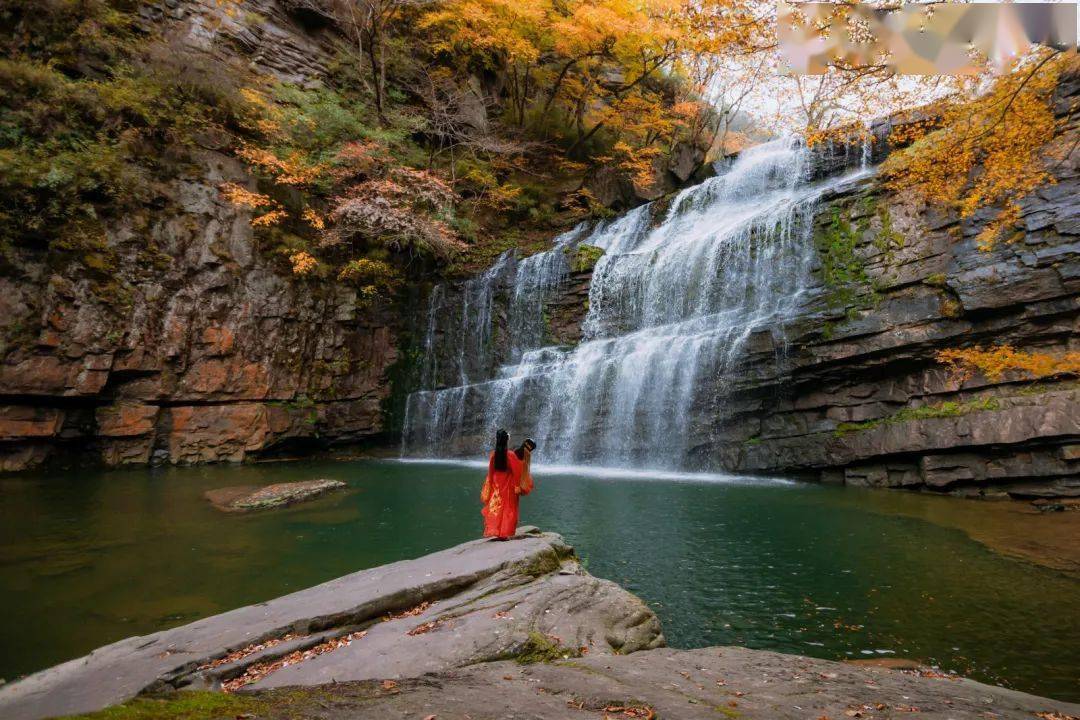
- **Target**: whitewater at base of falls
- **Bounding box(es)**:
[402,137,872,471]
[396,458,797,485]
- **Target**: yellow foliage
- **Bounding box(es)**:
[937,345,1080,382]
[288,251,318,275]
[220,183,288,227]
[237,145,324,186]
[303,207,325,230]
[252,209,288,227]
[219,182,276,210]
[882,51,1066,250]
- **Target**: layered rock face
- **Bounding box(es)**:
[0,0,409,472]
[699,75,1080,498]
[0,145,404,472]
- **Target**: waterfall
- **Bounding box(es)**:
[402,137,868,470]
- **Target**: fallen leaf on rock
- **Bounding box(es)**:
[602,705,655,718]
[492,611,512,620]
[503,675,513,680]
[199,633,303,671]
[385,601,432,621]
[423,715,436,720]
[407,620,439,636]
[1035,714,1080,720]
[221,631,367,692]
[381,680,398,690]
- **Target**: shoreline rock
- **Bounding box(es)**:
[203,479,346,512]
[1,529,1076,720]
[0,528,661,720]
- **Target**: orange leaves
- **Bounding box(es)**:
[237,145,325,187]
[303,207,325,230]
[222,630,367,692]
[598,142,663,188]
[936,345,1080,382]
[288,251,318,276]
[881,50,1066,250]
[219,183,288,228]
[219,183,274,211]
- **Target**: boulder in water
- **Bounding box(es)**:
[204,479,346,512]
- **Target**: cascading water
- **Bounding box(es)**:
[402,137,869,470]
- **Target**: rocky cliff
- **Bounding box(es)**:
[0,0,419,472]
[702,70,1080,498]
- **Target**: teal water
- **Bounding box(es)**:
[1,459,1078,701]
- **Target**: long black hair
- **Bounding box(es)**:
[493,429,509,471]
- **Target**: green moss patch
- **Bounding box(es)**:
[57,692,268,720]
[834,397,1002,437]
[570,244,605,273]
[515,631,583,664]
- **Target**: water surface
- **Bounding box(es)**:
[1,459,1077,701]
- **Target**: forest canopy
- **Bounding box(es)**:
[0,0,1074,299]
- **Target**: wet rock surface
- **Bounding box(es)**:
[204,479,346,512]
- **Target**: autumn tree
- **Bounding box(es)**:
[881,50,1071,249]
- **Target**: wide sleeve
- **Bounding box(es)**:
[480,453,493,503]
[518,449,534,495]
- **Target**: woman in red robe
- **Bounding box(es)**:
[480,429,529,540]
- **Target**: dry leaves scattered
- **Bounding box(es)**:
[407,620,442,636]
[1035,713,1080,720]
[197,633,302,672]
[602,705,656,719]
[385,601,432,621]
[221,631,367,692]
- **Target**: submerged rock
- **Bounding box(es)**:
[204,479,346,512]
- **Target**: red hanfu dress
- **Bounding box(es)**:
[481,451,526,539]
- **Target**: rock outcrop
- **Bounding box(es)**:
[694,74,1080,498]
[3,531,1077,720]
[0,528,663,720]
[0,0,414,473]
[237,646,1080,719]
[203,478,346,511]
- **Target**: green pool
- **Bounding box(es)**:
[1,459,1077,701]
